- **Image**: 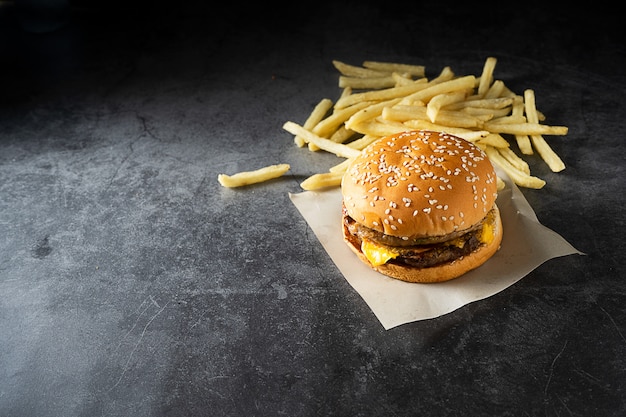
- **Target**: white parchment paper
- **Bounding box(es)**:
[289,169,584,329]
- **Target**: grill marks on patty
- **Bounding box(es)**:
[343,207,496,269]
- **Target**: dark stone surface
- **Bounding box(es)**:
[1,2,624,416]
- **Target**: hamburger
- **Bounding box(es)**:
[341,130,502,283]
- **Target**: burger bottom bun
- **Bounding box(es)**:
[343,205,503,283]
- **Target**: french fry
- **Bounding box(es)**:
[391,72,415,86]
[482,121,568,136]
[496,176,506,191]
[218,164,290,188]
[524,89,566,172]
[296,98,333,148]
[300,171,345,190]
[515,135,533,155]
[484,147,546,189]
[477,56,497,97]
[483,79,505,99]
[444,96,513,110]
[427,91,468,123]
[383,105,485,129]
[487,115,527,124]
[339,86,352,99]
[460,106,510,118]
[346,134,381,150]
[401,75,476,105]
[497,146,530,174]
[345,98,402,130]
[334,78,428,109]
[349,118,410,137]
[362,61,426,78]
[427,66,455,85]
[476,133,510,149]
[311,100,374,138]
[403,119,490,141]
[510,95,525,116]
[283,121,362,159]
[329,125,356,144]
[329,157,354,173]
[339,75,397,90]
[499,84,517,98]
[530,137,566,172]
[332,60,388,78]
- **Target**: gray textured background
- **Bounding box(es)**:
[1,1,624,416]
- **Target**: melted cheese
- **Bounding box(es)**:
[361,239,398,266]
[449,237,465,248]
[360,220,495,267]
[480,222,494,244]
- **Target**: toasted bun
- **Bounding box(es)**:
[342,204,503,283]
[341,130,498,239]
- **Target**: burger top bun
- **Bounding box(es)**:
[341,130,498,239]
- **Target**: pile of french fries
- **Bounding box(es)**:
[219,57,568,190]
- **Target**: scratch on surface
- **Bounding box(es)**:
[117,297,151,349]
[544,340,568,396]
[109,299,170,391]
[149,294,161,308]
[556,394,573,416]
[105,113,154,192]
[574,368,606,388]
[104,138,137,192]
[188,310,208,331]
[600,307,626,343]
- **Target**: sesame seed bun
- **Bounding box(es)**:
[342,130,498,239]
[341,130,502,283]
